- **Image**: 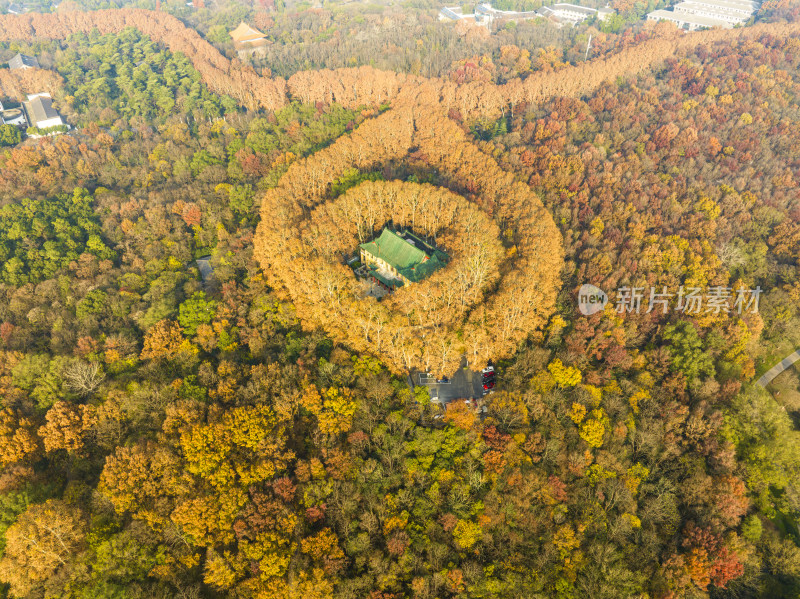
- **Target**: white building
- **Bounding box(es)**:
[475,2,540,25]
[440,2,612,28]
[23,93,65,132]
[647,0,757,30]
[681,0,758,14]
[439,6,474,20]
[536,3,600,24]
[1,109,26,126]
[1,99,27,126]
[647,9,729,27]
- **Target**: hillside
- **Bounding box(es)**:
[0,7,798,599]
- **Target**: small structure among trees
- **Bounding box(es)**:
[8,53,38,70]
[359,228,448,291]
[228,22,268,51]
[22,92,66,137]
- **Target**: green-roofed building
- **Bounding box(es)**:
[359,228,448,291]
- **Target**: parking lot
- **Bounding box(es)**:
[412,358,486,404]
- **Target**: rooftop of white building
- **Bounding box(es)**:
[647,9,735,27]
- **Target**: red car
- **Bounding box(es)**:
[482,366,496,394]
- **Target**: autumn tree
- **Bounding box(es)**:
[0,500,87,597]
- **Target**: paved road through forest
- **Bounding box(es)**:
[757,349,800,387]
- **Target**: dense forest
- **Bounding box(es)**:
[5,9,800,117]
[253,108,563,375]
[0,4,798,599]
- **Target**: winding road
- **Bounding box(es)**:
[757,349,800,387]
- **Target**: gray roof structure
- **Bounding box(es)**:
[196,256,214,283]
[24,94,61,127]
[8,53,39,70]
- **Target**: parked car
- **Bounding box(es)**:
[481,363,496,395]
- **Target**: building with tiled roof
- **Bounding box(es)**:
[8,53,39,70]
[23,93,64,132]
[229,22,269,50]
[359,228,448,291]
[647,0,757,29]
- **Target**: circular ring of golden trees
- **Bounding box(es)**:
[307,179,505,342]
[254,106,564,375]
